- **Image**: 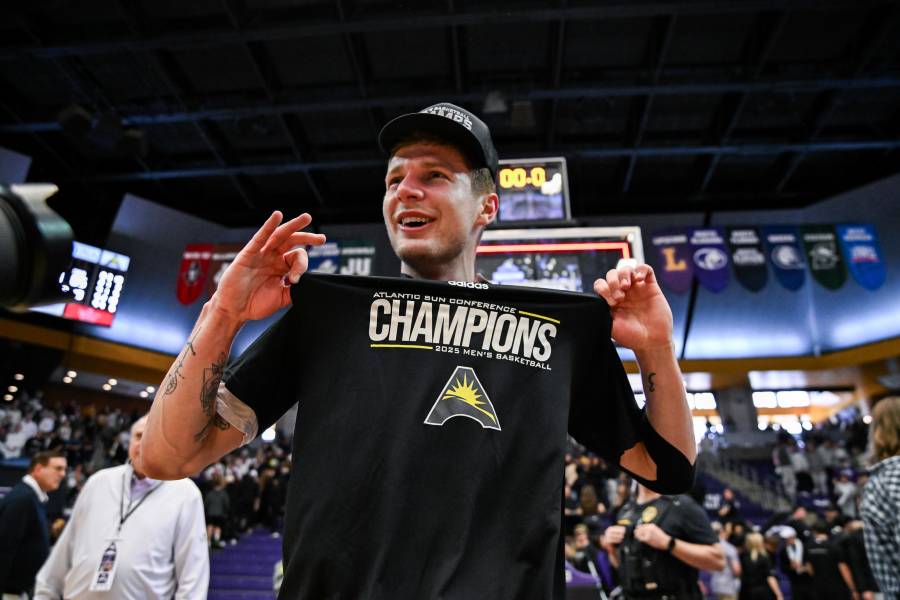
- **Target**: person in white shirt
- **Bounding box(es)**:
[34,415,209,600]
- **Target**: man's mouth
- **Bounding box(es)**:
[398,215,436,230]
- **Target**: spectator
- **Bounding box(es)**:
[778,527,814,600]
[860,396,900,599]
[710,521,741,600]
[717,487,741,524]
[34,415,209,599]
[773,439,796,501]
[833,470,859,519]
[739,532,784,600]
[789,443,813,495]
[566,524,600,575]
[805,519,851,600]
[806,441,828,496]
[205,473,231,548]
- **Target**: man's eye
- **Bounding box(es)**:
[430,172,448,180]
[387,178,401,187]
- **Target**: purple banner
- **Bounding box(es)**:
[837,224,886,291]
[651,229,693,294]
[689,228,730,293]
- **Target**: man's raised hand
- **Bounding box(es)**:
[210,211,326,323]
[593,264,674,352]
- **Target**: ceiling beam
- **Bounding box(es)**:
[544,0,568,150]
[4,76,899,134]
[0,1,862,60]
[221,0,327,207]
[695,10,788,192]
[72,137,900,183]
[620,14,677,193]
[773,4,899,192]
[446,0,465,94]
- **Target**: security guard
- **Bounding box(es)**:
[600,483,724,600]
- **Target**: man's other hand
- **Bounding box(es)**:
[211,211,326,323]
[593,264,673,352]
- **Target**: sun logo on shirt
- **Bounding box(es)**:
[424,366,501,431]
[442,373,496,424]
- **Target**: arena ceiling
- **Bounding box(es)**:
[1,0,900,235]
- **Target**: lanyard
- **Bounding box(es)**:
[118,469,161,534]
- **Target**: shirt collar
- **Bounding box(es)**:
[23,474,49,503]
[869,454,900,475]
[128,462,160,499]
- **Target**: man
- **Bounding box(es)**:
[34,415,208,599]
[567,523,601,575]
[141,102,696,598]
[709,521,740,600]
[600,482,724,599]
[0,450,66,599]
[804,519,851,600]
[777,527,814,600]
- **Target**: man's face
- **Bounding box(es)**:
[33,457,67,492]
[128,417,147,469]
[382,142,494,274]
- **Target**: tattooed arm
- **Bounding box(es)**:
[142,212,325,480]
[593,264,694,484]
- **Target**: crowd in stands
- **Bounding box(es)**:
[0,393,291,548]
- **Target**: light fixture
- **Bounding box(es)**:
[863,414,873,424]
[102,383,112,391]
[139,391,149,398]
[13,373,24,381]
[63,376,73,384]
[7,386,17,393]
[146,386,156,393]
[108,378,118,386]
[3,394,12,401]
[261,427,277,442]
[66,370,77,378]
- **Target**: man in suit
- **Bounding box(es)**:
[0,450,67,599]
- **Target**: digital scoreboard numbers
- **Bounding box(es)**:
[57,241,130,326]
[495,157,571,226]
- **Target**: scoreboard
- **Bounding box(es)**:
[494,157,571,226]
[32,241,131,326]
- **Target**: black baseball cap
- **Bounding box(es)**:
[378,103,499,178]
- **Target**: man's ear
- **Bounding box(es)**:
[477,193,499,227]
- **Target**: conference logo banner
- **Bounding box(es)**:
[762,226,805,291]
[176,244,213,305]
[651,229,693,294]
[308,241,376,276]
[689,228,730,293]
[800,225,846,290]
[837,224,886,290]
[726,227,767,292]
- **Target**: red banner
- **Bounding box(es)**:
[177,244,213,305]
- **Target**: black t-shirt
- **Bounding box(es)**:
[224,273,643,599]
[805,536,851,599]
[615,495,718,595]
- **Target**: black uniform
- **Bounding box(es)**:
[225,273,689,600]
[613,495,717,600]
[805,535,851,600]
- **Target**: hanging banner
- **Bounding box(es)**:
[762,226,805,291]
[726,227,767,292]
[308,241,376,276]
[800,225,847,290]
[689,228,730,293]
[176,244,213,305]
[837,224,886,291]
[651,229,693,294]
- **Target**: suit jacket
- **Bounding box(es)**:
[0,480,50,593]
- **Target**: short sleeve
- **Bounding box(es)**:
[671,496,718,545]
[223,307,303,433]
[568,302,643,464]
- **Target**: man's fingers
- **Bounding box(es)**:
[635,263,656,285]
[246,211,283,252]
[617,264,635,289]
[593,278,617,306]
[605,269,625,301]
[262,213,314,253]
[277,232,327,255]
[283,248,309,285]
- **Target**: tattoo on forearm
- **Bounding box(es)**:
[193,351,231,443]
[164,330,199,396]
[648,372,656,393]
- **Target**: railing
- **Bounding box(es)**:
[698,451,791,514]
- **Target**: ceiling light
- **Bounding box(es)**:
[3,394,12,401]
[108,378,118,386]
[146,386,156,393]
[102,383,112,391]
[7,386,17,393]
[13,373,24,381]
[139,391,149,398]
[63,376,73,384]
[66,370,77,378]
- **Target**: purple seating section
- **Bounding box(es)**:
[207,530,280,600]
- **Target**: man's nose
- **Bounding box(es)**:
[395,174,424,201]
